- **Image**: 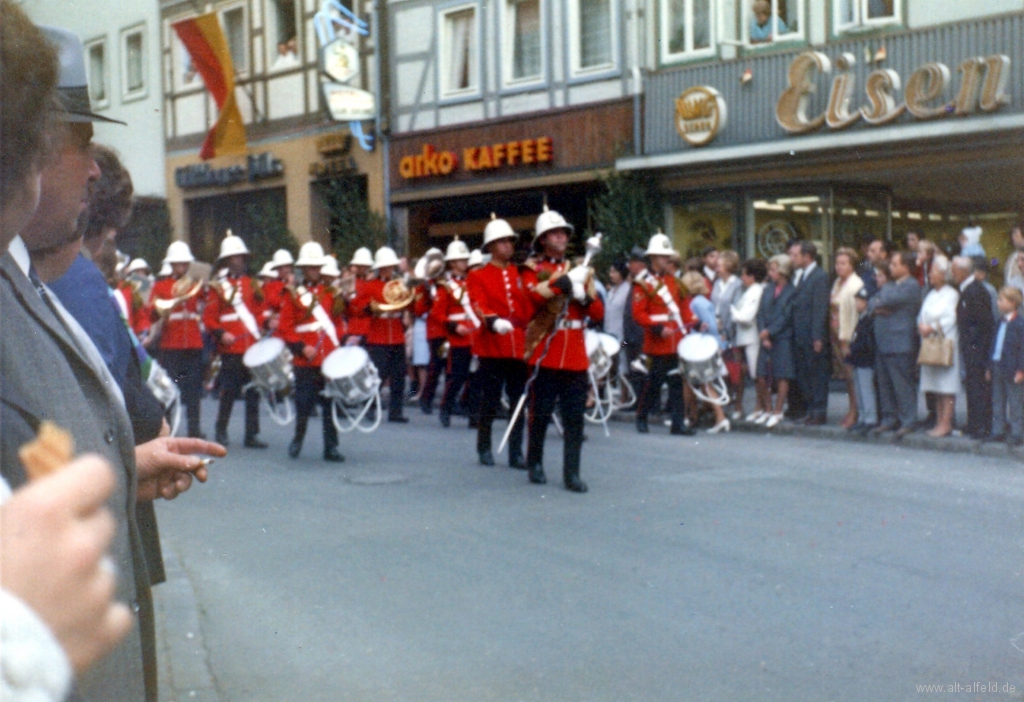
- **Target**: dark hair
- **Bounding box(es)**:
[859,233,879,249]
[786,238,802,251]
[971,255,990,273]
[611,258,628,279]
[742,258,768,283]
[875,239,891,255]
[79,144,133,241]
[892,250,916,274]
[0,1,59,202]
[799,241,817,259]
[684,256,703,272]
[700,245,718,258]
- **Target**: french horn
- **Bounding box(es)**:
[412,249,445,282]
[371,278,417,312]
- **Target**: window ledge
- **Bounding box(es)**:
[659,49,720,69]
[122,88,148,104]
[740,37,807,56]
[438,89,482,106]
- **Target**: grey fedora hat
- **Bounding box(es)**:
[40,25,126,125]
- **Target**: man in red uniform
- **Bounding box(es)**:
[352,246,410,423]
[278,242,345,461]
[261,248,294,330]
[204,232,268,448]
[467,217,532,468]
[632,232,696,436]
[520,208,604,493]
[430,239,478,427]
[150,240,206,437]
[343,247,374,344]
[413,247,448,414]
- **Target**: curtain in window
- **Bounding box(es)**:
[224,9,246,72]
[89,46,106,101]
[446,9,475,91]
[667,0,686,54]
[692,0,710,49]
[126,34,143,91]
[579,0,611,68]
[511,0,540,79]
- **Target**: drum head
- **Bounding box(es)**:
[244,337,285,367]
[598,333,621,357]
[585,330,601,356]
[678,333,718,363]
[323,346,369,380]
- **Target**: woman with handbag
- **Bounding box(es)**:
[917,255,961,438]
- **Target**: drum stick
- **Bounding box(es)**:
[497,394,527,455]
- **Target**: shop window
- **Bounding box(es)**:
[268,0,300,71]
[504,0,543,84]
[86,38,108,107]
[221,6,248,75]
[440,5,479,97]
[121,26,146,100]
[660,0,714,63]
[748,193,827,261]
[835,0,899,33]
[570,0,614,75]
[670,201,736,260]
[742,0,802,47]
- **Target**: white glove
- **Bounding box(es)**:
[567,266,590,286]
[572,282,586,302]
[492,318,513,335]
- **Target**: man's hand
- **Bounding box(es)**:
[1,455,134,674]
[303,345,317,361]
[456,323,473,337]
[813,340,823,354]
[221,332,236,346]
[762,339,773,350]
[1015,370,1024,384]
[918,323,934,337]
[986,369,993,382]
[135,437,226,502]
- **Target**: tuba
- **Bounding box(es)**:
[412,249,445,282]
[371,278,417,312]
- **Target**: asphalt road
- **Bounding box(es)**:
[154,399,1024,702]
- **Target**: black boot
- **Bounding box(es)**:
[564,469,588,493]
[244,435,268,449]
[288,439,302,458]
[528,463,547,484]
[323,447,345,463]
[215,430,229,446]
[439,409,451,427]
[289,420,306,459]
[478,449,495,466]
[670,416,695,435]
[636,417,649,434]
[508,451,526,470]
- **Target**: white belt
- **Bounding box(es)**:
[557,319,585,330]
[168,312,199,321]
[447,313,468,321]
[295,322,322,333]
[378,312,402,319]
[220,313,240,322]
[649,314,670,322]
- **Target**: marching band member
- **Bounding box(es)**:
[430,239,478,427]
[467,217,531,468]
[261,248,295,330]
[115,258,152,339]
[344,247,374,344]
[632,232,696,436]
[353,246,411,423]
[278,242,345,462]
[413,247,447,414]
[520,207,604,493]
[464,248,488,428]
[203,232,268,448]
[150,240,206,438]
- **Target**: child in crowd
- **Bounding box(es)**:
[846,287,877,435]
[987,286,1024,445]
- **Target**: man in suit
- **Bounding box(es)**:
[869,252,922,438]
[857,236,889,299]
[790,241,831,425]
[952,257,996,439]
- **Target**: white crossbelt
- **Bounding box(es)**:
[649,314,670,322]
[636,271,685,330]
[220,313,240,322]
[556,319,585,330]
[296,287,339,347]
[168,312,199,321]
[446,277,480,328]
[294,322,321,333]
[447,313,468,322]
[377,311,403,319]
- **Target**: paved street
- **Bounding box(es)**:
[154,399,1024,702]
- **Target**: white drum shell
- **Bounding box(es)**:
[322,347,380,405]
[243,338,294,393]
[677,334,724,384]
[147,362,178,409]
[585,330,613,380]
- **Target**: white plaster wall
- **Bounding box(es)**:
[438,101,487,125]
[267,73,306,120]
[907,0,1024,28]
[568,79,624,105]
[500,91,552,115]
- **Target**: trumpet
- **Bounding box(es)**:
[154,276,205,315]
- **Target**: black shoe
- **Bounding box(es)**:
[439,411,451,428]
[670,424,696,436]
[288,440,302,459]
[420,402,433,415]
[528,463,547,484]
[214,431,228,446]
[478,450,495,466]
[509,453,526,470]
[636,418,649,434]
[870,423,896,435]
[244,436,268,449]
[989,433,1007,442]
[323,448,345,463]
[388,416,410,423]
[894,427,914,440]
[564,472,588,493]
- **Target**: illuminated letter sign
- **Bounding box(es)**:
[675,86,727,146]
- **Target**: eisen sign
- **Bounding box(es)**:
[776,51,1011,134]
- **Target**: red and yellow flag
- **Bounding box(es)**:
[173,14,247,160]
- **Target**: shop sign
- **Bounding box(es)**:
[309,133,359,178]
[175,152,284,189]
[399,137,554,180]
[323,83,376,122]
[675,86,727,146]
[776,51,1011,134]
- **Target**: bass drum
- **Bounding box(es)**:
[677,333,729,406]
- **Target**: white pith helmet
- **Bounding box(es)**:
[644,231,676,257]
[164,240,195,264]
[295,241,328,267]
[270,248,295,268]
[257,261,278,279]
[158,260,172,277]
[534,204,574,245]
[372,246,401,270]
[126,258,150,275]
[321,255,341,278]
[217,229,251,260]
[483,213,516,248]
[444,237,470,261]
[467,249,485,268]
[350,247,374,267]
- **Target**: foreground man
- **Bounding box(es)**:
[521,208,604,492]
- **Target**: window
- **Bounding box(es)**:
[661,0,714,63]
[221,6,248,74]
[571,0,614,74]
[121,26,146,99]
[835,0,899,32]
[86,39,108,106]
[439,5,478,96]
[504,0,542,84]
[743,0,801,46]
[268,0,300,70]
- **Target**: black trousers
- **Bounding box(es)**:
[215,353,260,439]
[440,346,472,417]
[159,348,204,436]
[421,337,447,407]
[527,368,588,477]
[465,361,483,422]
[368,344,407,419]
[637,354,684,429]
[293,366,338,451]
[964,363,993,438]
[794,343,831,419]
[477,357,527,458]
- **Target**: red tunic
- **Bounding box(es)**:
[430,274,478,349]
[353,277,406,346]
[203,276,264,355]
[277,284,342,368]
[150,276,204,350]
[413,282,447,341]
[261,278,286,324]
[521,258,605,372]
[114,282,150,337]
[632,272,696,356]
[467,261,531,359]
[344,277,372,339]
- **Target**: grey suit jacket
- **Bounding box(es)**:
[0,251,154,701]
[870,276,922,355]
[792,265,830,345]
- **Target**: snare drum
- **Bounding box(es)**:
[146,361,179,409]
[586,331,622,380]
[243,337,294,394]
[677,333,724,384]
[322,347,380,405]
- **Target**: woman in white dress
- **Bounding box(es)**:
[917,255,961,437]
[730,258,767,420]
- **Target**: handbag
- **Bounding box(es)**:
[917,329,954,367]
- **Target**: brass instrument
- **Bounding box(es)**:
[412,249,445,282]
[154,276,205,315]
[371,278,417,312]
[334,271,357,299]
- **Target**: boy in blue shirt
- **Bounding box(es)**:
[987,286,1024,445]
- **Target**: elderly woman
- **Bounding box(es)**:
[756,254,796,428]
[831,247,864,428]
[917,255,961,437]
[731,258,767,421]
[681,272,731,433]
